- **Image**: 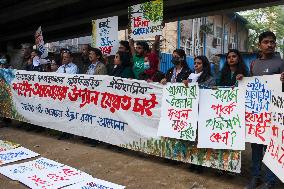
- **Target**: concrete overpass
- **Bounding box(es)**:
[0,0,284,45]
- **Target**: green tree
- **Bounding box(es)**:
[240,6,284,54]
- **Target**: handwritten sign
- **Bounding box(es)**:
[240,75,281,145]
[0,157,64,180]
[129,0,163,39]
[35,26,48,58]
[263,91,284,183]
[0,69,242,173]
[157,83,199,141]
[197,88,246,150]
[64,177,125,189]
[92,16,118,55]
[0,147,39,165]
[0,140,20,152]
[17,164,90,189]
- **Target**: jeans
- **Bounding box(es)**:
[251,143,277,184]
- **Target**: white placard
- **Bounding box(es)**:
[0,157,63,180]
[239,75,281,145]
[197,88,246,150]
[93,16,119,55]
[129,0,163,39]
[0,147,39,165]
[157,83,199,141]
[263,90,284,183]
[64,177,125,189]
[18,165,91,189]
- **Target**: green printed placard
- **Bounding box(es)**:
[128,0,163,39]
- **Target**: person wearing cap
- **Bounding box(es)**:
[56,50,78,74]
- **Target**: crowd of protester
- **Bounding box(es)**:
[0,31,284,189]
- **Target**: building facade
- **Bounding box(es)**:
[45,13,249,61]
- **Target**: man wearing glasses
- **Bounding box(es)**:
[56,50,78,74]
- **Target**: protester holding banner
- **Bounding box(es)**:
[217,49,249,86]
[110,51,134,79]
[76,44,91,74]
[119,41,131,54]
[160,49,191,84]
[129,39,149,79]
[245,31,284,189]
[26,50,43,72]
[86,47,107,75]
[19,43,33,70]
[140,36,160,80]
[129,36,160,80]
[56,50,78,74]
[183,55,215,87]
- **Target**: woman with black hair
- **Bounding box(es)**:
[160,49,191,84]
[218,49,249,86]
[111,51,134,78]
[183,55,215,87]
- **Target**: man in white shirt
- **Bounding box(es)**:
[56,50,78,74]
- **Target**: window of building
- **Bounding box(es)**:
[201,17,208,25]
[215,26,223,38]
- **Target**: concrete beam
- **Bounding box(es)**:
[0,0,284,43]
[0,0,81,24]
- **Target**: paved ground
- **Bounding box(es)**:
[0,122,283,189]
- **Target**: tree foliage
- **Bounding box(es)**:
[240,6,284,53]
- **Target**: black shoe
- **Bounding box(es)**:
[88,139,99,147]
[189,164,204,173]
[244,177,262,189]
[216,170,225,176]
[26,125,37,132]
[257,182,275,189]
[35,127,45,133]
[57,133,72,140]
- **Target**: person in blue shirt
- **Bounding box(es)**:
[56,50,78,74]
[86,47,107,75]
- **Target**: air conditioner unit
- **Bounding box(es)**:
[213,37,222,47]
[216,37,222,45]
[229,42,236,49]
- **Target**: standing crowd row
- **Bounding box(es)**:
[0,31,284,189]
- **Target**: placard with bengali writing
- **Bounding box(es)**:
[64,177,125,189]
[92,16,119,55]
[240,75,282,145]
[263,91,284,183]
[197,88,246,150]
[0,147,39,165]
[0,69,242,173]
[157,83,199,141]
[129,0,163,39]
[0,157,64,180]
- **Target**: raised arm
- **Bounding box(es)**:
[129,38,136,57]
[151,35,160,54]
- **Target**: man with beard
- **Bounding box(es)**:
[245,31,284,189]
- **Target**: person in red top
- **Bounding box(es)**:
[129,35,160,80]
